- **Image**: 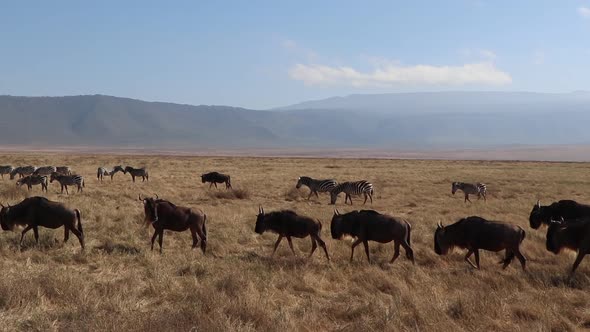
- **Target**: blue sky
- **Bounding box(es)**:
[1,1,589,109]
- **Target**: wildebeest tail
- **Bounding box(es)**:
[519,226,526,243]
[406,221,412,246]
[75,209,83,234]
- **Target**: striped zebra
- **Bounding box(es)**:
[56,166,72,175]
[295,176,337,200]
[16,175,48,192]
[451,182,487,203]
[124,166,148,182]
[0,166,14,179]
[10,166,36,180]
[330,180,374,205]
[50,173,85,194]
[34,166,57,176]
[97,165,124,182]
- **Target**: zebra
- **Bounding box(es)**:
[97,165,124,181]
[124,166,148,182]
[50,173,85,194]
[295,176,337,200]
[330,180,374,205]
[33,166,57,176]
[10,166,36,180]
[0,166,14,179]
[56,166,72,175]
[16,175,48,192]
[451,182,487,203]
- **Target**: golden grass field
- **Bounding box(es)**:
[0,153,588,331]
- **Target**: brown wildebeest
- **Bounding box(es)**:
[254,207,329,261]
[201,172,232,189]
[546,217,590,274]
[0,196,84,249]
[140,195,207,253]
[434,216,526,270]
[529,200,590,229]
[330,209,414,264]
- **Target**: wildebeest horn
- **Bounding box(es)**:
[0,203,4,208]
[258,206,262,214]
[537,200,541,208]
[138,194,143,201]
[155,193,159,199]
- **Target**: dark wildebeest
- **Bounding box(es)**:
[254,207,329,261]
[434,216,526,270]
[16,175,48,192]
[125,166,149,182]
[529,200,590,229]
[0,196,84,249]
[201,172,232,189]
[546,217,590,274]
[140,195,207,253]
[330,209,414,264]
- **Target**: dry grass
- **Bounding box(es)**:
[0,154,588,331]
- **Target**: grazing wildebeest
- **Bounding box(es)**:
[331,209,414,264]
[434,216,526,270]
[0,166,14,179]
[16,175,48,192]
[97,165,124,182]
[451,182,487,203]
[140,195,207,253]
[10,166,36,180]
[125,166,148,182]
[546,218,590,274]
[201,172,232,189]
[50,173,84,194]
[0,196,84,249]
[56,166,72,175]
[254,207,329,261]
[529,200,590,229]
[329,180,374,205]
[296,176,337,200]
[33,166,57,176]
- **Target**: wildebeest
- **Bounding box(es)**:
[254,207,329,261]
[16,175,48,192]
[50,173,85,194]
[10,166,36,180]
[125,166,149,182]
[201,172,232,189]
[56,166,72,175]
[140,195,207,253]
[331,209,414,264]
[434,216,526,270]
[546,218,590,274]
[33,166,57,176]
[529,200,590,229]
[0,196,84,249]
[97,165,124,182]
[0,166,14,179]
[451,182,487,203]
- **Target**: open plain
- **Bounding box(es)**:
[0,153,588,331]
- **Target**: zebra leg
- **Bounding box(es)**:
[314,191,319,199]
[363,193,368,205]
[132,175,136,183]
[307,191,313,200]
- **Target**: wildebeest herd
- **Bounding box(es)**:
[0,165,588,275]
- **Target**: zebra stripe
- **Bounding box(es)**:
[451,182,487,202]
[124,166,149,182]
[56,166,72,175]
[16,175,48,192]
[0,165,14,179]
[50,173,84,194]
[34,166,57,176]
[296,176,337,200]
[10,166,36,180]
[97,165,124,181]
[330,180,374,205]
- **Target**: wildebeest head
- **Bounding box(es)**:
[330,209,345,239]
[0,203,12,231]
[529,200,547,229]
[434,222,451,255]
[546,217,566,254]
[201,174,207,183]
[254,206,266,234]
[139,194,159,225]
[451,182,459,195]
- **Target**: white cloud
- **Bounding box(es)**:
[578,6,590,18]
[289,61,512,87]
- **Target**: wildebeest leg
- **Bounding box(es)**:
[209,182,213,188]
[515,250,526,270]
[473,249,480,269]
[272,235,283,256]
[150,229,158,251]
[464,250,478,269]
[157,229,164,253]
[132,175,136,182]
[195,226,207,254]
[33,226,39,245]
[363,240,371,263]
[64,227,70,243]
[190,227,199,249]
[69,226,85,249]
[390,241,400,264]
[64,185,69,195]
[501,250,515,269]
[286,236,296,256]
[314,235,330,261]
[20,225,34,247]
[571,252,586,274]
[309,237,317,258]
[214,183,218,189]
[350,238,362,262]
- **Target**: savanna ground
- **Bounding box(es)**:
[0,153,588,331]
